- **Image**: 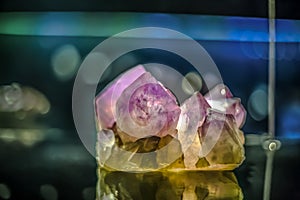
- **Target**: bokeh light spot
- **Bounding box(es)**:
[0,184,10,199]
[82,187,95,200]
[40,184,58,200]
[81,52,111,85]
[51,44,81,81]
[181,72,203,95]
[247,88,268,121]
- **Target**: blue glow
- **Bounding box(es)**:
[280,104,300,139]
[141,13,181,30]
[277,19,300,42]
[37,13,83,36]
[0,12,300,42]
[283,132,300,139]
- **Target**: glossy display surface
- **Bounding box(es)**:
[97,169,243,200]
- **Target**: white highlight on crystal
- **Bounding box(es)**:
[221,88,226,95]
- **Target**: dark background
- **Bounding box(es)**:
[1,0,300,20]
[0,1,300,200]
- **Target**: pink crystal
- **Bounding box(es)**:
[95,65,146,129]
[182,92,210,127]
[177,92,210,168]
[177,92,210,149]
[205,84,246,128]
[116,72,181,139]
[205,84,233,100]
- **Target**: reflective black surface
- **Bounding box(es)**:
[1,136,300,199]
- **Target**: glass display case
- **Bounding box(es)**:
[0,1,300,200]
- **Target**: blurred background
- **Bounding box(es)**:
[0,0,300,199]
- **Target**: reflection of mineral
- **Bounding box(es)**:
[95,65,246,171]
[97,169,243,200]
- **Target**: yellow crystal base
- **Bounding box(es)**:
[97,117,245,172]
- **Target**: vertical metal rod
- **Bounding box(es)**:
[268,0,276,138]
[263,0,276,200]
[263,151,275,200]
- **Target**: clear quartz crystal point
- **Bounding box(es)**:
[205,84,246,128]
[177,92,210,168]
[97,130,115,166]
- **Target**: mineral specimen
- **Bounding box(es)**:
[95,65,246,171]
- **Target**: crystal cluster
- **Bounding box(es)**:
[95,65,246,171]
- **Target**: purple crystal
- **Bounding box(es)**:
[183,92,210,127]
[177,92,211,150]
[205,84,233,100]
[204,84,246,128]
[95,65,146,129]
[116,72,181,139]
[177,92,210,168]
